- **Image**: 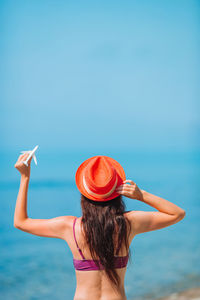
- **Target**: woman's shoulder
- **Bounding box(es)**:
[123,211,138,229]
[62,215,77,228]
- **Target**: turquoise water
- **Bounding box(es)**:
[0,149,200,299]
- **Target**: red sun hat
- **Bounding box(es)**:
[75,155,126,201]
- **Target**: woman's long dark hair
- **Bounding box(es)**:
[80,193,132,289]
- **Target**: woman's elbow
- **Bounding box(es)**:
[176,210,186,221]
[14,222,19,229]
[14,221,23,229]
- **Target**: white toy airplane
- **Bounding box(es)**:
[20,145,39,167]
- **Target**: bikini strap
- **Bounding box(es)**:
[73,217,85,260]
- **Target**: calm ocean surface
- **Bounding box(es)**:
[0,149,199,299]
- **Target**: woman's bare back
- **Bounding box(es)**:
[63,213,135,300]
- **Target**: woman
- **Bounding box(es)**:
[14,154,186,300]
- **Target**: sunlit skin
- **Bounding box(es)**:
[14,154,186,300]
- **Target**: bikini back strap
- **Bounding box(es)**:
[73,217,85,260]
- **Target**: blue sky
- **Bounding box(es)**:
[1,0,199,153]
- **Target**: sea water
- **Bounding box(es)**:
[0,149,199,299]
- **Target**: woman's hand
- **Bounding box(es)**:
[116,179,143,200]
[14,153,33,178]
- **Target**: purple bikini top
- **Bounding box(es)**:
[72,217,129,271]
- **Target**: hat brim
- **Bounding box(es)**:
[75,155,126,201]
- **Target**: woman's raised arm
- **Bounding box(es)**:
[14,213,72,239]
[116,180,186,235]
[13,153,73,239]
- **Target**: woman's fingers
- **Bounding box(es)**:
[17,154,27,163]
[116,185,131,191]
[116,179,136,190]
[15,154,25,165]
[116,190,131,196]
[15,153,32,167]
[116,182,134,189]
[116,186,132,196]
[123,179,136,185]
[116,189,132,197]
[116,179,140,199]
